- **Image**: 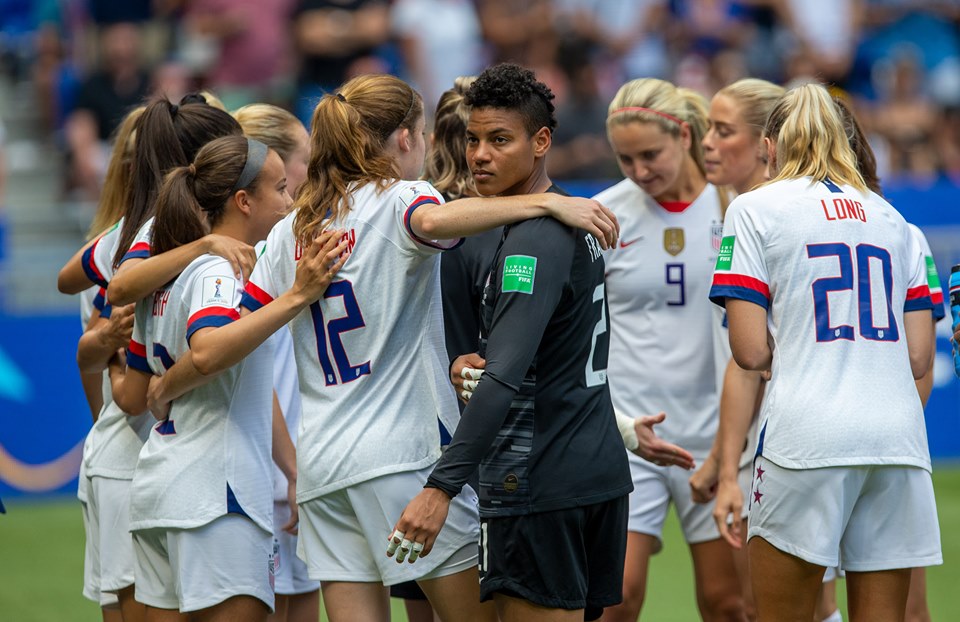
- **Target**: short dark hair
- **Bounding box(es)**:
[465,63,557,135]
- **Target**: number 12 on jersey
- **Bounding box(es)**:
[808,242,898,343]
[310,280,371,386]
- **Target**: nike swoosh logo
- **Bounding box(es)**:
[619,236,643,248]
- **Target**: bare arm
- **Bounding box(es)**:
[76,305,134,374]
[904,309,934,380]
[110,359,150,416]
[272,392,299,534]
[80,370,105,422]
[108,234,257,306]
[57,237,99,294]
[726,299,771,372]
[412,193,619,250]
[914,319,937,405]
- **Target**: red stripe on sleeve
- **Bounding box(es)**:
[187,306,241,327]
[906,285,931,301]
[711,273,770,299]
[128,340,147,357]
[243,281,274,306]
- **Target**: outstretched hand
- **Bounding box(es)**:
[632,413,696,470]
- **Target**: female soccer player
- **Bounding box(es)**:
[69,97,243,622]
[112,135,342,620]
[710,83,941,622]
[219,73,618,622]
[235,102,320,622]
[695,77,851,622]
[72,105,143,622]
[596,78,746,622]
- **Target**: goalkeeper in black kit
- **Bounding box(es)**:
[390,63,632,622]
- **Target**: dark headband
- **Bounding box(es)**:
[232,138,269,193]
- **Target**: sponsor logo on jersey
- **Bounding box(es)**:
[715,236,735,270]
[201,275,235,307]
[502,473,519,493]
[663,228,685,256]
[711,221,723,251]
[502,255,537,294]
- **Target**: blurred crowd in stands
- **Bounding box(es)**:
[1,0,959,203]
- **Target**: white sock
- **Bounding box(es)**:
[821,610,843,622]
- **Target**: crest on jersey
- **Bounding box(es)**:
[663,228,685,256]
[201,275,235,307]
[711,221,724,251]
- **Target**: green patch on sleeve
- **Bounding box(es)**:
[502,255,537,294]
[925,256,941,290]
[715,236,736,271]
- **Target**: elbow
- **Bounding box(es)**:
[910,351,931,380]
[106,280,133,307]
[58,268,84,295]
[414,211,442,239]
[114,391,144,416]
[191,349,221,377]
[731,347,771,372]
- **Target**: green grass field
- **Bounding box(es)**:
[3,467,958,621]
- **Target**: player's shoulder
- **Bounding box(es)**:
[393,179,444,208]
[592,178,645,211]
[181,253,235,286]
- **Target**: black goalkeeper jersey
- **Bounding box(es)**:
[427,190,633,517]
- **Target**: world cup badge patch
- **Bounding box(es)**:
[663,228,685,256]
[711,221,724,251]
[201,275,235,307]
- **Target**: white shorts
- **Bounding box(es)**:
[133,514,275,613]
[87,476,137,593]
[822,566,844,582]
[80,496,120,608]
[748,457,943,571]
[627,452,752,548]
[273,501,320,595]
[297,466,480,586]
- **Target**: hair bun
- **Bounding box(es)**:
[188,163,197,176]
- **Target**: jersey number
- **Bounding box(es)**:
[310,281,371,386]
[808,243,898,342]
[585,283,608,387]
[666,263,685,306]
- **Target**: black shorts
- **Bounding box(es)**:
[479,495,628,620]
[389,580,428,601]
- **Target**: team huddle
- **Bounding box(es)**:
[60,61,944,622]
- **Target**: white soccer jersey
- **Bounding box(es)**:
[242,180,461,502]
[128,254,275,533]
[710,177,934,470]
[80,219,154,480]
[271,325,302,501]
[121,216,153,264]
[909,223,946,322]
[599,180,726,453]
